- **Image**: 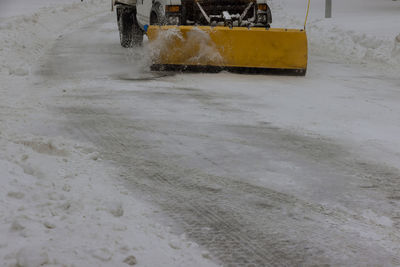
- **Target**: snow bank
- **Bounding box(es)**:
[0,2,217,266]
[0,0,82,18]
[308,21,400,74]
[0,0,109,77]
[271,0,400,74]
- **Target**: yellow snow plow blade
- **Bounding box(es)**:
[147,25,308,73]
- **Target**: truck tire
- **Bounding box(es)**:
[150,3,166,25]
[117,6,143,47]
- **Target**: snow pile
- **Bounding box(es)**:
[0,0,108,77]
[271,0,400,74]
[0,0,87,18]
[308,21,400,73]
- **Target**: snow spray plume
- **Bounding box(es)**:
[146,27,223,67]
[184,27,223,65]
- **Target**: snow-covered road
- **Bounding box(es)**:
[1,0,400,265]
[27,12,400,266]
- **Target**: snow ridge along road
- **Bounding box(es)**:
[272,0,400,75]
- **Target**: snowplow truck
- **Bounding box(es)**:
[113,0,308,74]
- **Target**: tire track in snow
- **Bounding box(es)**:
[58,107,400,266]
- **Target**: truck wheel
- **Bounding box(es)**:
[117,6,143,47]
[150,3,166,25]
[131,9,143,46]
[266,6,272,25]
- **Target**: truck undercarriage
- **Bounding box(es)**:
[162,0,272,28]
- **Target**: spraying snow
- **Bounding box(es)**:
[147,27,223,66]
[184,27,223,65]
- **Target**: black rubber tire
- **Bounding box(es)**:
[266,6,272,25]
[117,6,143,48]
[150,3,166,25]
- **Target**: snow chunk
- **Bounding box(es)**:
[43,221,56,229]
[107,201,124,217]
[168,239,182,250]
[16,247,49,267]
[10,220,25,232]
[7,191,25,199]
[91,248,113,262]
[396,34,400,44]
[8,66,29,76]
[201,251,211,259]
[392,34,400,58]
[123,255,137,265]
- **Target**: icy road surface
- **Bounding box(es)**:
[30,14,400,266]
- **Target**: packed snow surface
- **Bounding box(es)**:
[1,0,400,266]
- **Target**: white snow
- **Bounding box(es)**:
[272,0,400,74]
[0,1,218,266]
[1,0,400,265]
[279,0,400,38]
[0,0,84,18]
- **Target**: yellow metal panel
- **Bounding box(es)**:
[147,26,308,70]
